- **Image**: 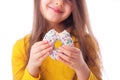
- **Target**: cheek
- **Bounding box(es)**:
[69,7,72,14]
[40,0,48,10]
[66,3,72,12]
[69,5,73,13]
[65,6,72,15]
[39,0,47,15]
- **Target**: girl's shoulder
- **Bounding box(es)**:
[16,34,30,44]
[13,34,31,52]
[12,34,31,63]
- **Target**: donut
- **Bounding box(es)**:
[43,29,74,60]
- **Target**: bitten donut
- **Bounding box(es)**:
[43,29,74,60]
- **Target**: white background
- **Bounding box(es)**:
[0,0,120,80]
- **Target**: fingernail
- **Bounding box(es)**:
[50,46,53,50]
[62,45,65,47]
[43,39,48,43]
[59,47,62,49]
[57,49,61,52]
[49,43,53,46]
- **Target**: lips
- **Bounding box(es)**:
[49,6,63,13]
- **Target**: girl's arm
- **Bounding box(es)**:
[75,64,98,80]
[12,36,52,80]
[12,37,40,80]
[75,63,90,80]
[57,46,99,80]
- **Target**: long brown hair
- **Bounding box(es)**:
[29,0,102,79]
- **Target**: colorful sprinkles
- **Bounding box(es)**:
[43,29,74,60]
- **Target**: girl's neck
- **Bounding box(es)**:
[48,23,65,33]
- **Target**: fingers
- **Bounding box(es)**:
[33,40,48,48]
[57,51,73,64]
[57,46,81,64]
[39,52,50,62]
[36,46,53,58]
[30,40,53,61]
[57,46,86,72]
[58,46,80,58]
[31,40,52,54]
[57,55,69,65]
[61,46,80,53]
[28,40,53,75]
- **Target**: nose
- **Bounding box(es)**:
[55,0,64,7]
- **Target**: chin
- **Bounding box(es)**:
[47,19,62,24]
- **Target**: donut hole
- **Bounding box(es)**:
[54,40,63,49]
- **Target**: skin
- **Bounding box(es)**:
[27,0,90,80]
[40,0,72,32]
[58,46,90,80]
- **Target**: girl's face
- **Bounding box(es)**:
[40,0,72,24]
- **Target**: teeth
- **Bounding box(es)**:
[43,29,74,60]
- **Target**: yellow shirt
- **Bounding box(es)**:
[12,35,98,80]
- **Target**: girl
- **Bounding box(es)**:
[12,0,102,80]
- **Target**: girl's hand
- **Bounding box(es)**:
[57,46,90,80]
[27,40,53,77]
[57,46,87,71]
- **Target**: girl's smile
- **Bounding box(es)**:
[49,6,64,14]
[40,0,72,24]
